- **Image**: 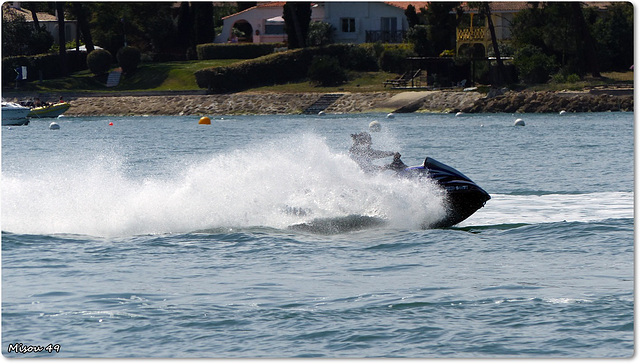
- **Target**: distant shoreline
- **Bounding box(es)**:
[2,89,633,116]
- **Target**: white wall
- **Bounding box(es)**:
[323,2,407,43]
[215,2,408,44]
[214,4,324,44]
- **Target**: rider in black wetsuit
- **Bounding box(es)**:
[349,132,407,173]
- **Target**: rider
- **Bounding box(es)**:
[349,132,407,173]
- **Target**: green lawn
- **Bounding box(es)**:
[12,59,241,93]
[5,58,633,95]
[115,59,240,91]
[248,71,401,93]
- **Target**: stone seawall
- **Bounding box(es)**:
[460,90,633,113]
[9,89,632,116]
[61,92,399,116]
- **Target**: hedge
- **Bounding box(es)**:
[116,46,141,74]
[196,43,286,60]
[195,44,359,92]
[87,49,113,75]
[2,51,87,86]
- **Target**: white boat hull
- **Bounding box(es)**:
[2,102,31,126]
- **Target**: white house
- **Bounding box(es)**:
[215,2,430,44]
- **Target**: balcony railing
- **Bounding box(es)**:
[365,30,406,43]
[457,27,486,42]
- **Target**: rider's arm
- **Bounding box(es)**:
[367,149,396,160]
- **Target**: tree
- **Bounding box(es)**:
[307,21,334,47]
[591,2,633,71]
[478,3,506,85]
[88,3,128,56]
[283,2,311,49]
[511,2,605,78]
[570,2,600,77]
[72,3,94,52]
[405,5,420,28]
[406,25,433,56]
[1,4,53,56]
[20,2,41,30]
[56,2,67,75]
[2,10,33,56]
[89,3,180,58]
[421,2,458,54]
[192,2,214,45]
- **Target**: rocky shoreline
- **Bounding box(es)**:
[460,89,634,113]
[5,88,633,116]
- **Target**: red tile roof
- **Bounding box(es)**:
[2,3,57,22]
[458,1,611,13]
[385,2,431,11]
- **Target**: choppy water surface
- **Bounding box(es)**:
[2,112,633,358]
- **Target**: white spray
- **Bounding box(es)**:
[2,134,447,237]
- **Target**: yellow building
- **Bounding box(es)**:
[455,1,612,57]
[455,2,531,57]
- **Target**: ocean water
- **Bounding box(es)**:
[1,111,634,358]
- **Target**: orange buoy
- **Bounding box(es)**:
[199,117,211,125]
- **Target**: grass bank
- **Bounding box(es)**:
[3,58,633,95]
[9,59,240,93]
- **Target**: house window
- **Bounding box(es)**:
[380,17,397,32]
[265,24,284,34]
[341,18,355,32]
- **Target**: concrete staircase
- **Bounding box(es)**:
[303,93,343,114]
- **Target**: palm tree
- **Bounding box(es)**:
[478,3,505,85]
[72,3,94,52]
[56,2,67,75]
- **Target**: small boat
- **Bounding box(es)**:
[27,102,71,118]
[2,101,31,126]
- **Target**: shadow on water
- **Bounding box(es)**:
[452,223,531,234]
[288,215,387,235]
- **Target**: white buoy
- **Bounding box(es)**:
[514,118,525,127]
[386,113,395,119]
[455,111,464,117]
[559,110,566,115]
[318,111,325,116]
[369,120,381,132]
[49,122,60,130]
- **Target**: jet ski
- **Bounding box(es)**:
[396,157,491,228]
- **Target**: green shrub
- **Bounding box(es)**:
[2,56,32,85]
[87,48,113,75]
[307,21,334,47]
[380,47,416,74]
[116,46,141,74]
[29,29,54,55]
[566,73,581,83]
[196,43,285,60]
[195,44,353,92]
[406,25,433,56]
[308,55,347,86]
[2,53,83,85]
[346,46,378,71]
[513,45,556,84]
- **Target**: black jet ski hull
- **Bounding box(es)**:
[398,157,491,228]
